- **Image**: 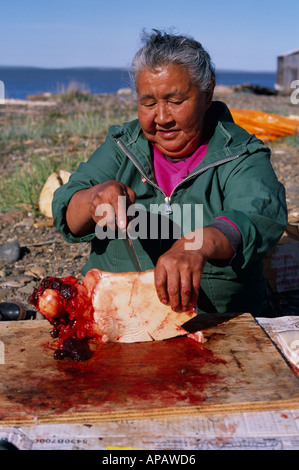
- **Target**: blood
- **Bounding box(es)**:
[28,275,78,305]
[53,338,92,361]
[28,276,97,361]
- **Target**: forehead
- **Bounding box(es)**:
[136,64,194,96]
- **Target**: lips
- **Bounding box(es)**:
[157,128,179,139]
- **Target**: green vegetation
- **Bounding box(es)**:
[0,91,137,216]
[284,133,299,147]
[0,152,84,216]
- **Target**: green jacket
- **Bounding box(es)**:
[52,101,287,314]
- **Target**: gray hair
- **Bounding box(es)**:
[130,29,216,93]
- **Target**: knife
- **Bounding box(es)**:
[123,236,142,271]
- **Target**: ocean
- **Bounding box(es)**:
[0,66,277,100]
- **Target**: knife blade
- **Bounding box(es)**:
[123,236,142,271]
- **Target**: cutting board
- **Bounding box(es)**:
[0,313,298,426]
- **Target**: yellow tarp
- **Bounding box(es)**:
[230,108,299,141]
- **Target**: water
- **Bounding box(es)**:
[0,67,132,100]
[0,66,276,100]
[215,70,276,89]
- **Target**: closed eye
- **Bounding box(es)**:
[142,101,156,107]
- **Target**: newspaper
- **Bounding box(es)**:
[1,409,299,450]
[256,315,299,333]
[256,316,299,370]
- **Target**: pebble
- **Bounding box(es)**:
[0,301,26,321]
[0,214,89,311]
[25,265,46,279]
[18,284,36,296]
[0,240,21,263]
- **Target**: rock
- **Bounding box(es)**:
[0,280,22,288]
[0,240,21,264]
[39,170,71,218]
[38,173,61,219]
[0,210,24,224]
[235,83,278,96]
[288,211,299,223]
[0,440,19,450]
[33,147,52,154]
[25,265,46,279]
[14,217,35,230]
[117,88,133,96]
[0,275,34,288]
[18,284,37,296]
[0,288,11,301]
[214,85,234,94]
[0,301,26,320]
[68,136,81,144]
[33,220,53,228]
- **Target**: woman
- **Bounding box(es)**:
[52,30,287,315]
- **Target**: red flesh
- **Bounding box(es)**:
[28,276,96,360]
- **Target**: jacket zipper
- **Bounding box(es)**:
[115,137,241,215]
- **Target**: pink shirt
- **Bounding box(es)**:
[152,143,239,234]
[152,143,209,197]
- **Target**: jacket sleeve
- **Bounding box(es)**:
[216,144,287,269]
[52,128,123,244]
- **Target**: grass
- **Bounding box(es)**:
[284,133,299,147]
[54,79,93,103]
[1,110,120,143]
[0,152,85,216]
[0,91,138,216]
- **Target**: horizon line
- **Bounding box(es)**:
[0,65,276,74]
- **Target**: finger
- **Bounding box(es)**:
[154,264,169,306]
[180,273,193,311]
[94,203,116,229]
[114,186,136,231]
[126,186,137,205]
[113,194,127,230]
[166,270,181,312]
[190,270,202,307]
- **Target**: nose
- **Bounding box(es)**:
[154,102,174,127]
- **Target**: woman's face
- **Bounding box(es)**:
[137,64,213,158]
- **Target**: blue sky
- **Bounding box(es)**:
[1,0,298,71]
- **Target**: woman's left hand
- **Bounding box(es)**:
[154,227,235,311]
[154,238,207,312]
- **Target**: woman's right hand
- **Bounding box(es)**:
[89,181,136,231]
[66,181,136,236]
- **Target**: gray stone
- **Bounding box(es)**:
[0,240,21,264]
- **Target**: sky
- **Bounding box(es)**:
[0,0,298,72]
